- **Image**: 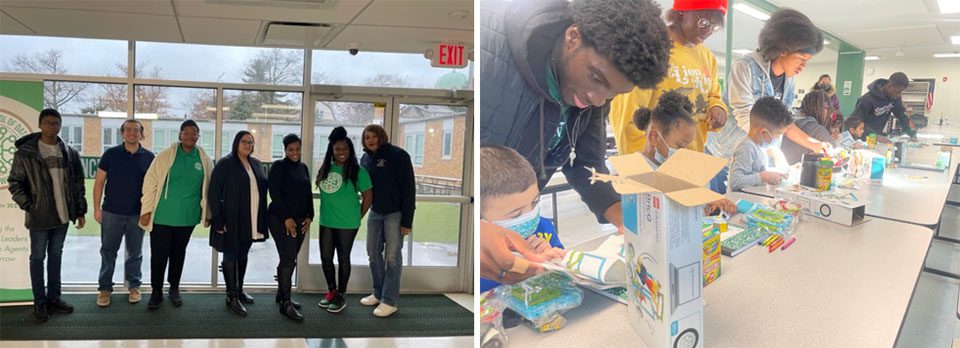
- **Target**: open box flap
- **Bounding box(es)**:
[657,149,728,187]
[665,187,725,207]
[608,152,654,178]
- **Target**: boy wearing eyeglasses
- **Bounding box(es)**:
[609,0,730,156]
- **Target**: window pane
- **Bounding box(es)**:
[398,104,467,196]
[62,180,214,286]
[137,42,303,85]
[312,50,473,90]
[410,202,461,266]
[443,132,453,157]
[134,86,215,156]
[40,81,127,157]
[1,35,126,77]
[313,101,384,171]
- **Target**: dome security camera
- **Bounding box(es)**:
[347,42,360,56]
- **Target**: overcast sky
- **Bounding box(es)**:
[0,34,472,116]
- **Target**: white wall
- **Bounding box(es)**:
[860,58,960,125]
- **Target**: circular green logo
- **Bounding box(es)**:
[1,96,37,189]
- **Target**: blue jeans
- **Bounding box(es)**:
[98,211,145,291]
[366,211,403,306]
[29,224,68,304]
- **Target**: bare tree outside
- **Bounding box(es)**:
[4,48,88,110]
[81,62,170,116]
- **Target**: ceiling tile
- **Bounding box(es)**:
[2,7,182,42]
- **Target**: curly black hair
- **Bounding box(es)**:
[633,90,695,135]
[571,0,672,89]
[799,90,832,127]
[316,126,360,192]
[750,96,793,129]
[758,9,823,62]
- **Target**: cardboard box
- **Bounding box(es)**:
[775,188,866,226]
[597,149,726,348]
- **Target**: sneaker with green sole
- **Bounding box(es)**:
[318,291,335,308]
[326,294,346,313]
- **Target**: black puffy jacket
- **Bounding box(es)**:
[7,133,87,230]
[479,0,618,223]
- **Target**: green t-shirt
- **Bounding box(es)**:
[318,164,372,229]
[154,146,204,227]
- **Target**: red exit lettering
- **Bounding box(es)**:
[438,44,464,67]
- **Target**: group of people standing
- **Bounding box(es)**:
[9,109,417,323]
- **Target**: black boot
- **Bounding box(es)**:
[237,259,255,304]
[147,289,163,310]
[222,261,247,317]
[275,266,301,309]
[275,267,301,309]
[277,267,303,321]
[276,292,302,309]
[33,302,49,322]
[168,286,183,307]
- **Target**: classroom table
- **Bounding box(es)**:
[740,147,960,228]
[504,192,933,348]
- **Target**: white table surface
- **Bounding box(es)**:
[504,192,933,348]
[741,147,960,227]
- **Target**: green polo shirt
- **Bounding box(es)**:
[318,164,372,229]
[153,146,204,227]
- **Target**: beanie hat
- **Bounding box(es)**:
[673,0,728,14]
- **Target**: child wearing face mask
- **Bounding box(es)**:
[479,145,565,292]
[727,96,794,192]
[634,91,737,215]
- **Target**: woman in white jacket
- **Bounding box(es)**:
[138,120,213,310]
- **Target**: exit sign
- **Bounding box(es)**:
[431,42,467,68]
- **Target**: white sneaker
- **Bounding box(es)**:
[373,303,397,317]
[360,294,380,306]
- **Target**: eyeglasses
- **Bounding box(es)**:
[697,15,722,33]
[240,140,255,145]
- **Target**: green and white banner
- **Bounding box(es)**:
[0,80,42,304]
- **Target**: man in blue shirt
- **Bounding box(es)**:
[94,119,155,307]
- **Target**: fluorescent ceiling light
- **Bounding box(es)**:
[952,35,960,45]
[934,53,960,58]
[733,49,753,54]
[864,56,880,60]
[938,0,960,14]
[733,3,770,21]
[823,39,831,45]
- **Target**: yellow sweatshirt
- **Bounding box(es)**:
[608,41,727,154]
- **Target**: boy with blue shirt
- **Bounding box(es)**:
[94,119,155,307]
[727,97,794,192]
[480,146,564,292]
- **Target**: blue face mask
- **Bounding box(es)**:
[490,202,541,239]
[760,130,783,150]
[653,131,679,165]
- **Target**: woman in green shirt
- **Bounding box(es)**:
[315,127,372,313]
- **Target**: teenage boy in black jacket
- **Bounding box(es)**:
[478,0,672,284]
[850,72,917,140]
[8,108,86,322]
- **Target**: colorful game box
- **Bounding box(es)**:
[702,224,721,287]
